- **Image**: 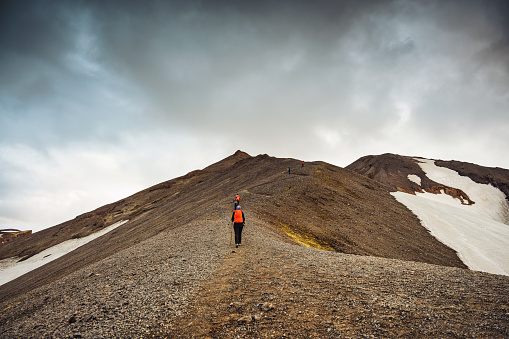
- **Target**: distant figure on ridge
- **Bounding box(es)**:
[231,205,245,248]
[234,194,241,209]
[288,167,291,175]
[302,161,305,168]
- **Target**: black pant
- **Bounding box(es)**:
[233,223,244,244]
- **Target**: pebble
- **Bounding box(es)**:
[237,315,254,323]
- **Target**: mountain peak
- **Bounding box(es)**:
[233,150,250,157]
[203,150,251,171]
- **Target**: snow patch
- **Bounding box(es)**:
[416,158,509,224]
[392,192,509,276]
[0,220,129,286]
[392,158,509,276]
[407,174,421,186]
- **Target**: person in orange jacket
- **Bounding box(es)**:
[231,205,245,248]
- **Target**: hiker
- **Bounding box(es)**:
[302,161,305,168]
[288,167,291,175]
[234,194,241,208]
[231,205,245,248]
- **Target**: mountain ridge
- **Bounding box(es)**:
[1,151,508,337]
[1,151,467,303]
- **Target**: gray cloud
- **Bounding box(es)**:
[1,0,508,231]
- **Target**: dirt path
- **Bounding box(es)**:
[151,220,509,338]
[154,222,344,337]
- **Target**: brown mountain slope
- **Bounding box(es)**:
[0,150,253,263]
[0,151,465,303]
[345,153,425,193]
[243,161,464,267]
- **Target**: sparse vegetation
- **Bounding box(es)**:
[274,222,335,251]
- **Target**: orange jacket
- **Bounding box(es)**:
[232,209,245,223]
[234,195,241,202]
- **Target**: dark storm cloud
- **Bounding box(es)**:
[76,0,395,129]
[0,0,144,147]
[1,0,508,154]
[4,0,507,147]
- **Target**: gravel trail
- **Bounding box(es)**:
[1,214,508,338]
[157,219,509,338]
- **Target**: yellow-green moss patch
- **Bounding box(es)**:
[276,223,335,251]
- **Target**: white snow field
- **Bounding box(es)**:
[392,159,509,276]
[0,220,129,286]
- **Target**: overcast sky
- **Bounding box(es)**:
[1,0,508,232]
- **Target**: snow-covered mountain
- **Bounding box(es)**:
[347,154,509,276]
